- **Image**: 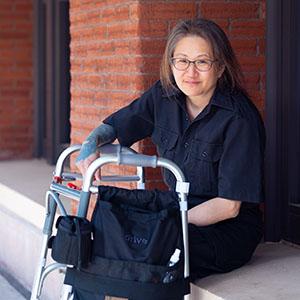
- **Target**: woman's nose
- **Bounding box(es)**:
[186,62,198,75]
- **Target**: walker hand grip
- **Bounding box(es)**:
[119,154,157,168]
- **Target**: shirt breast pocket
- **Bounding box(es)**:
[151,127,178,159]
[187,140,223,194]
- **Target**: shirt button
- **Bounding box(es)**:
[184,142,189,148]
[201,151,208,158]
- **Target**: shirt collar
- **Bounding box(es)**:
[209,87,234,111]
[161,82,234,111]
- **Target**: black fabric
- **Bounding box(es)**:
[49,216,92,268]
[64,186,189,299]
[97,185,178,211]
[73,289,105,300]
[65,267,190,300]
[103,80,265,205]
[92,186,181,265]
[81,256,182,283]
[188,204,263,280]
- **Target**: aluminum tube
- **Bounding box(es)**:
[82,156,119,192]
[157,158,190,278]
[54,144,81,177]
[30,235,51,299]
[39,263,67,296]
[50,183,81,201]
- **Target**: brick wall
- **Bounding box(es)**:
[69,0,265,189]
[0,0,33,159]
[200,0,266,115]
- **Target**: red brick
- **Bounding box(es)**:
[1,89,29,98]
[15,3,33,11]
[129,2,140,20]
[0,60,12,68]
[72,25,107,41]
[138,3,196,20]
[85,43,114,58]
[0,31,31,39]
[248,89,265,102]
[70,12,87,27]
[107,22,139,39]
[138,20,169,38]
[0,69,32,79]
[231,39,257,56]
[71,44,88,57]
[239,56,265,72]
[230,20,265,38]
[15,21,33,31]
[70,0,107,12]
[85,10,101,25]
[0,78,14,87]
[102,56,141,73]
[244,72,260,90]
[201,2,259,19]
[14,39,32,48]
[16,79,33,88]
[0,48,30,60]
[16,61,32,68]
[114,40,131,55]
[104,73,136,92]
[258,38,265,55]
[261,1,266,19]
[101,5,130,23]
[0,3,12,11]
[210,19,230,32]
[146,181,167,191]
[134,74,158,92]
[135,39,166,55]
[71,74,102,90]
[261,71,266,91]
[139,56,161,74]
[0,22,13,30]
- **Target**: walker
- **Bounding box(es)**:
[30,144,190,300]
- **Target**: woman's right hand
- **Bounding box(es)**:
[75,138,101,181]
[75,123,116,181]
[76,151,101,181]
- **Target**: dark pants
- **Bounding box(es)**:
[188,218,262,281]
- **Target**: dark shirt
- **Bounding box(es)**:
[104,80,265,209]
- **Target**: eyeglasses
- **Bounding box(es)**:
[171,57,218,72]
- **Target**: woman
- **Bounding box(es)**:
[76,18,265,281]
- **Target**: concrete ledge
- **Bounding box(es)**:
[0,182,45,229]
[188,284,223,300]
[192,242,300,300]
[0,183,64,300]
[0,271,26,300]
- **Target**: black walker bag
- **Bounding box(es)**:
[49,215,92,268]
[64,186,190,300]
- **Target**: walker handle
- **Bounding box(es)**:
[119,154,157,168]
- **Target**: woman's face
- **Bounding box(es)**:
[171,35,224,103]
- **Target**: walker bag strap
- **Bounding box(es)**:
[81,255,183,284]
[64,267,190,300]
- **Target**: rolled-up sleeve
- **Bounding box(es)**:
[103,85,156,147]
[218,116,265,203]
